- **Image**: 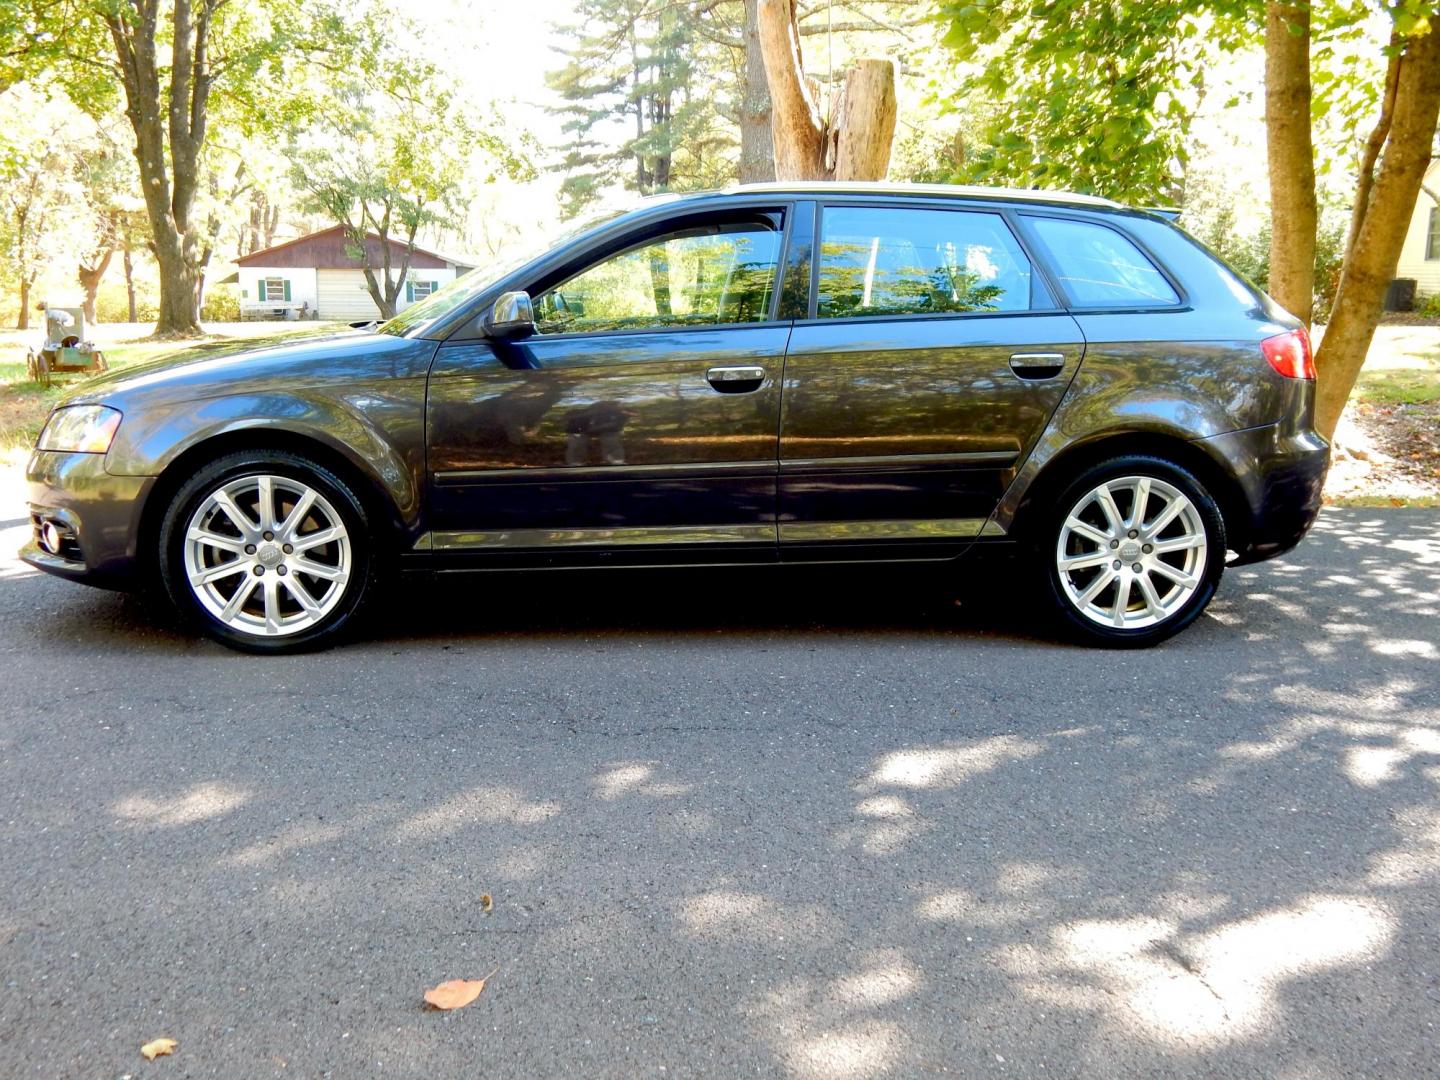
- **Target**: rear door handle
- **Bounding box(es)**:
[1008,352,1067,379]
[707,365,765,393]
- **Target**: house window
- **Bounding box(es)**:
[1428,207,1439,261]
[258,277,289,302]
[409,280,437,301]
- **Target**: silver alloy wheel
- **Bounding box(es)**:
[182,474,351,637]
[1056,475,1208,630]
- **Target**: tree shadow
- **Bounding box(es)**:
[0,509,1437,1076]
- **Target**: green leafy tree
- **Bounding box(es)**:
[547,0,737,217]
[935,0,1245,204]
[0,89,88,329]
[289,51,530,319]
[937,0,1440,442]
[74,117,145,324]
[4,0,386,336]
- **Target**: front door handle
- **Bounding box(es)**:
[1008,352,1067,380]
[706,365,765,393]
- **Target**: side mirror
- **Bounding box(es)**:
[485,291,536,340]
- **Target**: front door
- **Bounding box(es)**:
[777,202,1085,554]
[425,211,791,560]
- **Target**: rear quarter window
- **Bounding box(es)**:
[1027,216,1179,307]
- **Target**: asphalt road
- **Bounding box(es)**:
[0,508,1437,1078]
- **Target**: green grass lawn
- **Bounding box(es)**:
[1349,325,1440,405]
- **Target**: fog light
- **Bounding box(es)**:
[40,521,62,555]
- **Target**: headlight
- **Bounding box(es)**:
[37,405,123,454]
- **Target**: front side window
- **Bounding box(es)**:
[534,219,782,335]
[1027,216,1179,306]
[816,206,1036,318]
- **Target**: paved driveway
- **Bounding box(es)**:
[0,509,1437,1078]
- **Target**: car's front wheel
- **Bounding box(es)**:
[158,451,374,652]
[1041,455,1226,647]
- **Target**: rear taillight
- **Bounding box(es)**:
[1261,328,1316,379]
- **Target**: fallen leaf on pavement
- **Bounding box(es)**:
[140,1038,177,1061]
[423,968,498,1011]
[479,893,493,914]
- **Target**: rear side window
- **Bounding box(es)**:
[817,206,1037,318]
[1027,217,1179,307]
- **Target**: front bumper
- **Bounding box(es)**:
[1195,423,1330,564]
[21,450,155,589]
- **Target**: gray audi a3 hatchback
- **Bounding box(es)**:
[23,182,1329,651]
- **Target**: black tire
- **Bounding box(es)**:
[1038,455,1226,648]
[158,450,376,653]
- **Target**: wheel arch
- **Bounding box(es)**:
[1011,431,1252,554]
[136,426,410,581]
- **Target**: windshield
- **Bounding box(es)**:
[376,206,634,337]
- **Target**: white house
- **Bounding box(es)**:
[235,225,474,321]
[1394,162,1440,301]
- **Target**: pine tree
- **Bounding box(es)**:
[547,1,736,217]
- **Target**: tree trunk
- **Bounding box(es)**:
[153,239,204,336]
[757,0,826,178]
[105,1,209,338]
[245,194,262,255]
[739,0,776,183]
[1263,1,1317,324]
[123,241,137,323]
[78,249,114,325]
[17,278,30,331]
[756,0,896,181]
[833,60,898,181]
[1313,25,1440,441]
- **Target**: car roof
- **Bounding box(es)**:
[706,181,1123,210]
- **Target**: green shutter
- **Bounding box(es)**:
[405,280,414,303]
[283,279,292,301]
[257,279,267,302]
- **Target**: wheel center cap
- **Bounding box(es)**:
[1119,541,1142,562]
[257,542,283,567]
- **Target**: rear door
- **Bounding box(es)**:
[425,208,792,561]
[777,200,1085,554]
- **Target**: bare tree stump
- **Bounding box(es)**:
[755,0,897,182]
[833,59,898,181]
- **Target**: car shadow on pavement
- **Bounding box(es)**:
[0,510,1437,1076]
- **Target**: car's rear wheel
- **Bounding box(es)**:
[1041,455,1226,647]
[159,451,374,652]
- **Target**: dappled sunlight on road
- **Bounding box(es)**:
[677,889,841,946]
[392,786,562,840]
[224,819,349,868]
[592,760,691,800]
[739,956,919,1079]
[2,508,1438,1075]
[1013,895,1395,1047]
[0,523,36,581]
[1368,807,1440,887]
[863,735,1043,789]
[112,782,250,827]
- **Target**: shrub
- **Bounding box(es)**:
[201,285,240,322]
[95,290,157,324]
